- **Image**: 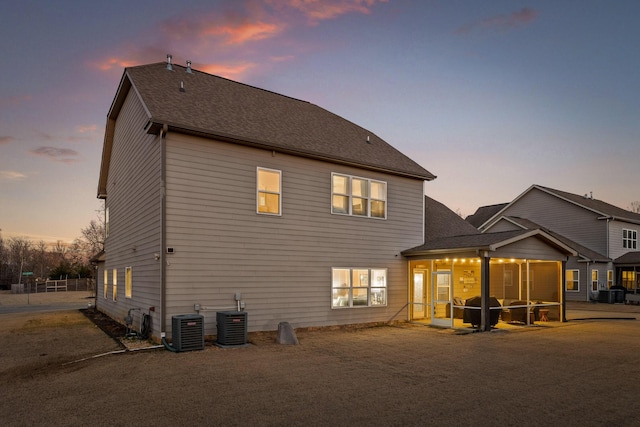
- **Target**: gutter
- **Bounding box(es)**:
[146,121,436,182]
[160,124,167,335]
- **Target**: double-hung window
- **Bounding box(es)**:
[331,268,387,308]
[607,270,614,288]
[103,269,108,299]
[125,267,132,298]
[112,268,118,301]
[591,269,598,292]
[331,173,386,219]
[565,269,579,292]
[623,229,637,249]
[257,167,281,215]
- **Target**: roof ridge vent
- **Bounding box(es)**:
[166,54,173,71]
[186,60,193,73]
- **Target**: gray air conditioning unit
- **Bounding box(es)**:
[216,311,248,348]
[171,314,205,352]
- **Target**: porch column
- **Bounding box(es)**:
[561,259,567,322]
[480,252,491,332]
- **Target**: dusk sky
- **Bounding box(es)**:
[1,0,639,243]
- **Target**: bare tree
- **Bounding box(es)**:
[629,201,640,214]
[7,237,33,284]
[80,218,105,256]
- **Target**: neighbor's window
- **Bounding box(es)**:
[125,266,132,298]
[331,173,386,219]
[257,167,281,215]
[103,269,108,299]
[565,269,579,292]
[112,268,118,301]
[607,270,614,288]
[623,229,637,249]
[331,267,387,308]
[591,269,598,292]
[622,271,636,290]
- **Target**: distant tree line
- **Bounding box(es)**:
[0,211,104,289]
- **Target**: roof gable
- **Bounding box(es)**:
[98,62,435,198]
[466,203,508,228]
[402,229,576,257]
[502,216,609,262]
[478,184,640,230]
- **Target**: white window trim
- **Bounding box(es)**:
[256,167,282,216]
[623,228,637,249]
[566,269,579,292]
[331,267,388,308]
[331,173,387,219]
[591,269,598,292]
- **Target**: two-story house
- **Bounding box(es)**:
[96,58,436,340]
[469,185,640,302]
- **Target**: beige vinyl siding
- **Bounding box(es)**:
[100,89,162,335]
[164,133,424,335]
[498,188,607,254]
[609,220,639,259]
[492,237,568,260]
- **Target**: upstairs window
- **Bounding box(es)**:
[331,173,386,219]
[257,167,281,215]
[623,229,637,249]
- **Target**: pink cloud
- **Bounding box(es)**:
[267,0,388,23]
[88,0,388,80]
[456,7,538,35]
[75,124,98,134]
[0,136,15,145]
[89,57,142,72]
[30,146,80,163]
[0,170,27,182]
[198,62,257,80]
[0,94,32,108]
[164,14,284,46]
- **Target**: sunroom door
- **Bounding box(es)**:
[411,270,429,320]
[432,271,453,327]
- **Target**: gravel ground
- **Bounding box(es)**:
[1,292,640,426]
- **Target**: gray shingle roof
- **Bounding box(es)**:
[465,203,508,228]
[424,195,480,240]
[403,230,529,255]
[536,186,640,224]
[614,251,640,265]
[113,62,435,181]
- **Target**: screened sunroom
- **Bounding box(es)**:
[402,229,577,331]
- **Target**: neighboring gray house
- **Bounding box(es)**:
[96,58,436,340]
[471,185,640,302]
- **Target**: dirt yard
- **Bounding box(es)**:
[2,292,640,426]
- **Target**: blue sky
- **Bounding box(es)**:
[1,0,639,243]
